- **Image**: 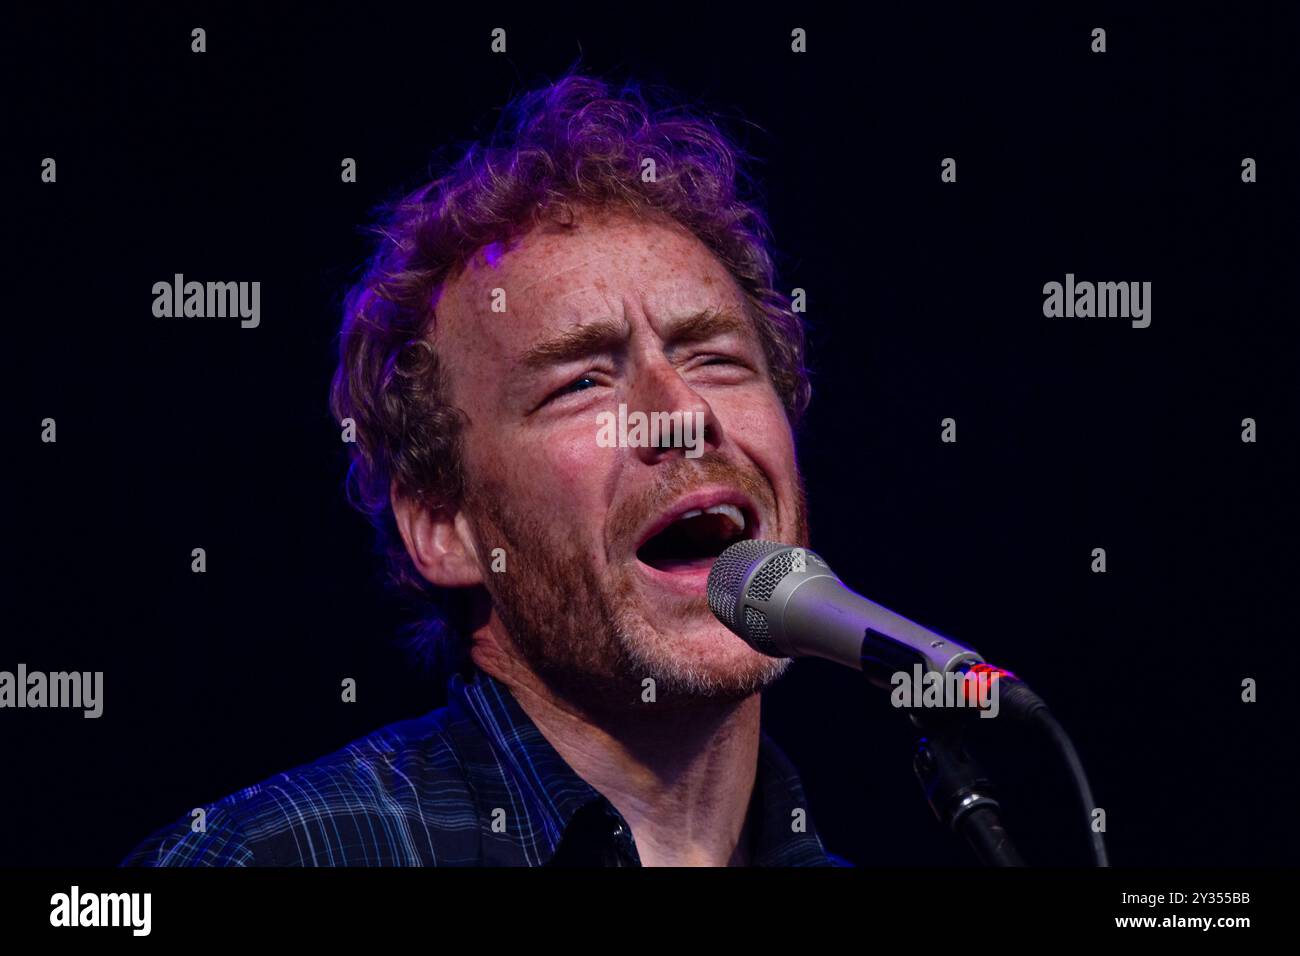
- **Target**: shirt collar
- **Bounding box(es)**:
[448,666,835,866]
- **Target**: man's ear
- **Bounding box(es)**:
[391,482,483,588]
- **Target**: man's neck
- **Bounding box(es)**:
[475,649,763,867]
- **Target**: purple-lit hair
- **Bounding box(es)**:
[328,70,811,668]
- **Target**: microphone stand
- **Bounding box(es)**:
[908,709,1026,866]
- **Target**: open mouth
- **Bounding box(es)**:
[635,502,756,574]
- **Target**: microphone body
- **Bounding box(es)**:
[707,540,983,688]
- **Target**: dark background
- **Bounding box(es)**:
[5,2,1297,867]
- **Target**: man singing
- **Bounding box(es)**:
[123,70,847,867]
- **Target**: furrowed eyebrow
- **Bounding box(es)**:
[517,308,751,372]
[519,319,627,371]
[663,308,750,347]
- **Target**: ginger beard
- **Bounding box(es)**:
[462,451,810,713]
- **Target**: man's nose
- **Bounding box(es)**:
[625,357,722,464]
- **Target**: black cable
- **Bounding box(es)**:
[1030,706,1110,867]
[993,677,1109,866]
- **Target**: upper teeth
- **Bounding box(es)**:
[678,504,746,531]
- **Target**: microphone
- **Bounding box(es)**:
[709,540,1109,866]
[706,539,1045,722]
[707,539,986,687]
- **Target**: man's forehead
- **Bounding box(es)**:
[434,214,744,353]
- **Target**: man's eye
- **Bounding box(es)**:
[552,375,599,400]
[695,354,747,371]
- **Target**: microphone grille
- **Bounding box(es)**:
[747,548,796,602]
[706,539,792,628]
[744,606,770,644]
[709,540,837,659]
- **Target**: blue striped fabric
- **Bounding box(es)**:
[121,666,850,866]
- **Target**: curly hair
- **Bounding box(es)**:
[329,69,811,670]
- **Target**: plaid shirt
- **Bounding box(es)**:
[121,666,848,867]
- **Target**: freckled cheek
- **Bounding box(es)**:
[717,391,793,457]
[716,391,799,505]
[507,422,617,520]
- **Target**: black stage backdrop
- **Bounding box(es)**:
[5,2,1298,869]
